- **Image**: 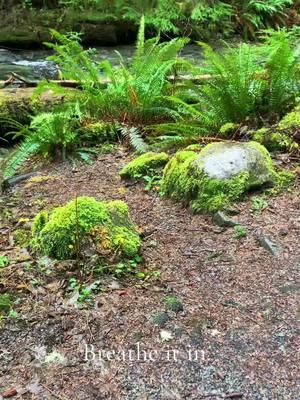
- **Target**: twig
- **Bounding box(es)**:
[40,383,69,400]
[224,393,244,399]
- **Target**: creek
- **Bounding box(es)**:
[0,44,204,81]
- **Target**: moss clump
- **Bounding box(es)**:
[80,122,116,143]
[277,106,300,131]
[219,122,238,137]
[13,228,30,247]
[120,152,169,179]
[31,196,141,260]
[162,142,279,213]
[252,128,295,152]
[185,144,202,152]
[251,107,300,152]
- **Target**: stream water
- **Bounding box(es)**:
[0,44,204,81]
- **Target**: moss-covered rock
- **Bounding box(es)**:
[120,152,169,179]
[31,196,141,260]
[162,141,279,213]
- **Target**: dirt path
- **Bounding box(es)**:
[0,149,299,399]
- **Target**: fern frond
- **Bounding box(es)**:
[3,140,39,180]
[119,125,148,153]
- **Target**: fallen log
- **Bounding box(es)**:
[0,73,214,89]
[0,68,279,90]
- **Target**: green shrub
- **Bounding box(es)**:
[120,152,169,179]
[31,196,141,260]
[166,28,300,141]
[261,29,300,116]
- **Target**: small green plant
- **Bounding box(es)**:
[233,226,247,239]
[114,254,143,277]
[251,196,269,214]
[68,278,101,304]
[164,295,183,312]
[143,173,162,191]
[0,255,9,268]
[0,293,13,314]
[8,309,19,319]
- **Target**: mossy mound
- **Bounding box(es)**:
[31,196,141,260]
[278,106,300,132]
[120,152,169,179]
[251,107,300,152]
[251,128,295,152]
[80,122,116,143]
[219,123,238,138]
[161,141,279,213]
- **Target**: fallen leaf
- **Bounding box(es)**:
[2,387,18,398]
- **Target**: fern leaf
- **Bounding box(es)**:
[3,140,39,180]
[119,125,148,153]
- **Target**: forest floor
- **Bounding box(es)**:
[0,148,299,400]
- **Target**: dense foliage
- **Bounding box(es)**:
[1,19,299,180]
[2,0,299,39]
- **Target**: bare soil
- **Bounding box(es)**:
[0,149,299,400]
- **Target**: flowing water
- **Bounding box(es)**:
[0,44,204,81]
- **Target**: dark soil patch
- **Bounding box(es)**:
[0,149,299,399]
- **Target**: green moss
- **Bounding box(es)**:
[162,142,280,213]
[0,92,41,130]
[161,150,198,199]
[120,152,169,179]
[252,128,295,152]
[111,226,141,258]
[191,172,250,213]
[185,144,202,152]
[252,128,269,144]
[0,293,13,314]
[32,211,49,236]
[219,122,237,137]
[80,122,116,143]
[247,141,278,182]
[31,196,141,260]
[13,229,30,247]
[277,106,300,131]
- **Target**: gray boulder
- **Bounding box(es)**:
[162,141,278,213]
[192,141,274,185]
